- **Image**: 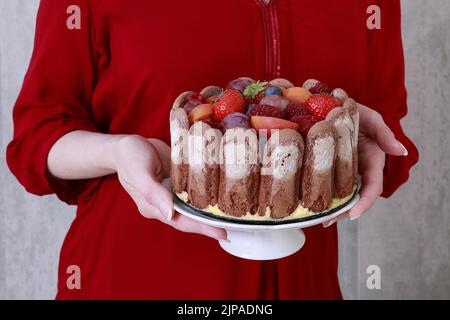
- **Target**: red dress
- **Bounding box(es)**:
[6,0,418,299]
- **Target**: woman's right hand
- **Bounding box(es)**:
[113,135,227,241]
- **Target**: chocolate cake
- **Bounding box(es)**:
[170,77,359,220]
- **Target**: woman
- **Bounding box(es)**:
[6,0,418,299]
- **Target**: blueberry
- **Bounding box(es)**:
[264,86,282,96]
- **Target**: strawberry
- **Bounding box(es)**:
[304,95,340,120]
[284,102,311,119]
[212,90,245,121]
[243,80,268,104]
[290,115,319,138]
[247,105,284,119]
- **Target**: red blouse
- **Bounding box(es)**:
[6,0,418,299]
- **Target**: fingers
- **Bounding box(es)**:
[143,177,174,220]
[138,197,227,240]
[358,103,408,156]
[134,195,168,221]
[167,212,228,241]
[323,137,385,226]
[348,141,385,220]
[323,211,349,228]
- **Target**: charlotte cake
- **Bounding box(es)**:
[170,77,359,220]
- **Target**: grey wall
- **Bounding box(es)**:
[0,0,74,299]
[0,0,449,299]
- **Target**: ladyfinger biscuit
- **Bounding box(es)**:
[343,98,359,180]
[200,86,222,100]
[269,78,294,89]
[218,128,260,217]
[170,108,189,193]
[186,122,222,209]
[301,121,337,212]
[326,107,356,198]
[172,91,195,110]
[258,129,305,219]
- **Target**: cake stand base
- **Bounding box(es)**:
[219,229,305,260]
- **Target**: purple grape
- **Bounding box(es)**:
[227,78,255,93]
[221,112,251,130]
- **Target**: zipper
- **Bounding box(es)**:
[254,0,281,80]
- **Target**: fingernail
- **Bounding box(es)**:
[398,142,408,156]
[159,202,173,221]
[324,219,337,228]
[350,214,361,221]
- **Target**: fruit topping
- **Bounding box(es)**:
[243,80,268,104]
[227,78,255,93]
[245,104,256,115]
[304,95,341,120]
[284,87,312,104]
[251,116,299,133]
[212,89,246,121]
[183,92,204,114]
[259,95,289,111]
[284,102,311,119]
[221,112,251,130]
[264,86,283,96]
[188,103,214,124]
[302,79,330,94]
[290,115,319,138]
[247,104,284,119]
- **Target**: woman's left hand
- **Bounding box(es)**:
[323,103,408,227]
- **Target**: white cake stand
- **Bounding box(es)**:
[173,183,360,261]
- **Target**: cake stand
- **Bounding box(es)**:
[173,181,360,261]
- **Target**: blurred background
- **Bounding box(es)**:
[0,0,449,299]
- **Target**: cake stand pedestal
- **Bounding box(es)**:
[219,229,305,260]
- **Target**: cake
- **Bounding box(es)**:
[170,77,359,220]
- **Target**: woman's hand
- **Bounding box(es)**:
[48,131,226,241]
[113,135,227,240]
[323,103,408,227]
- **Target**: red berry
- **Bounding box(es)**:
[290,115,319,138]
[212,90,246,121]
[284,102,311,119]
[247,105,284,119]
[304,95,340,120]
[244,81,268,104]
